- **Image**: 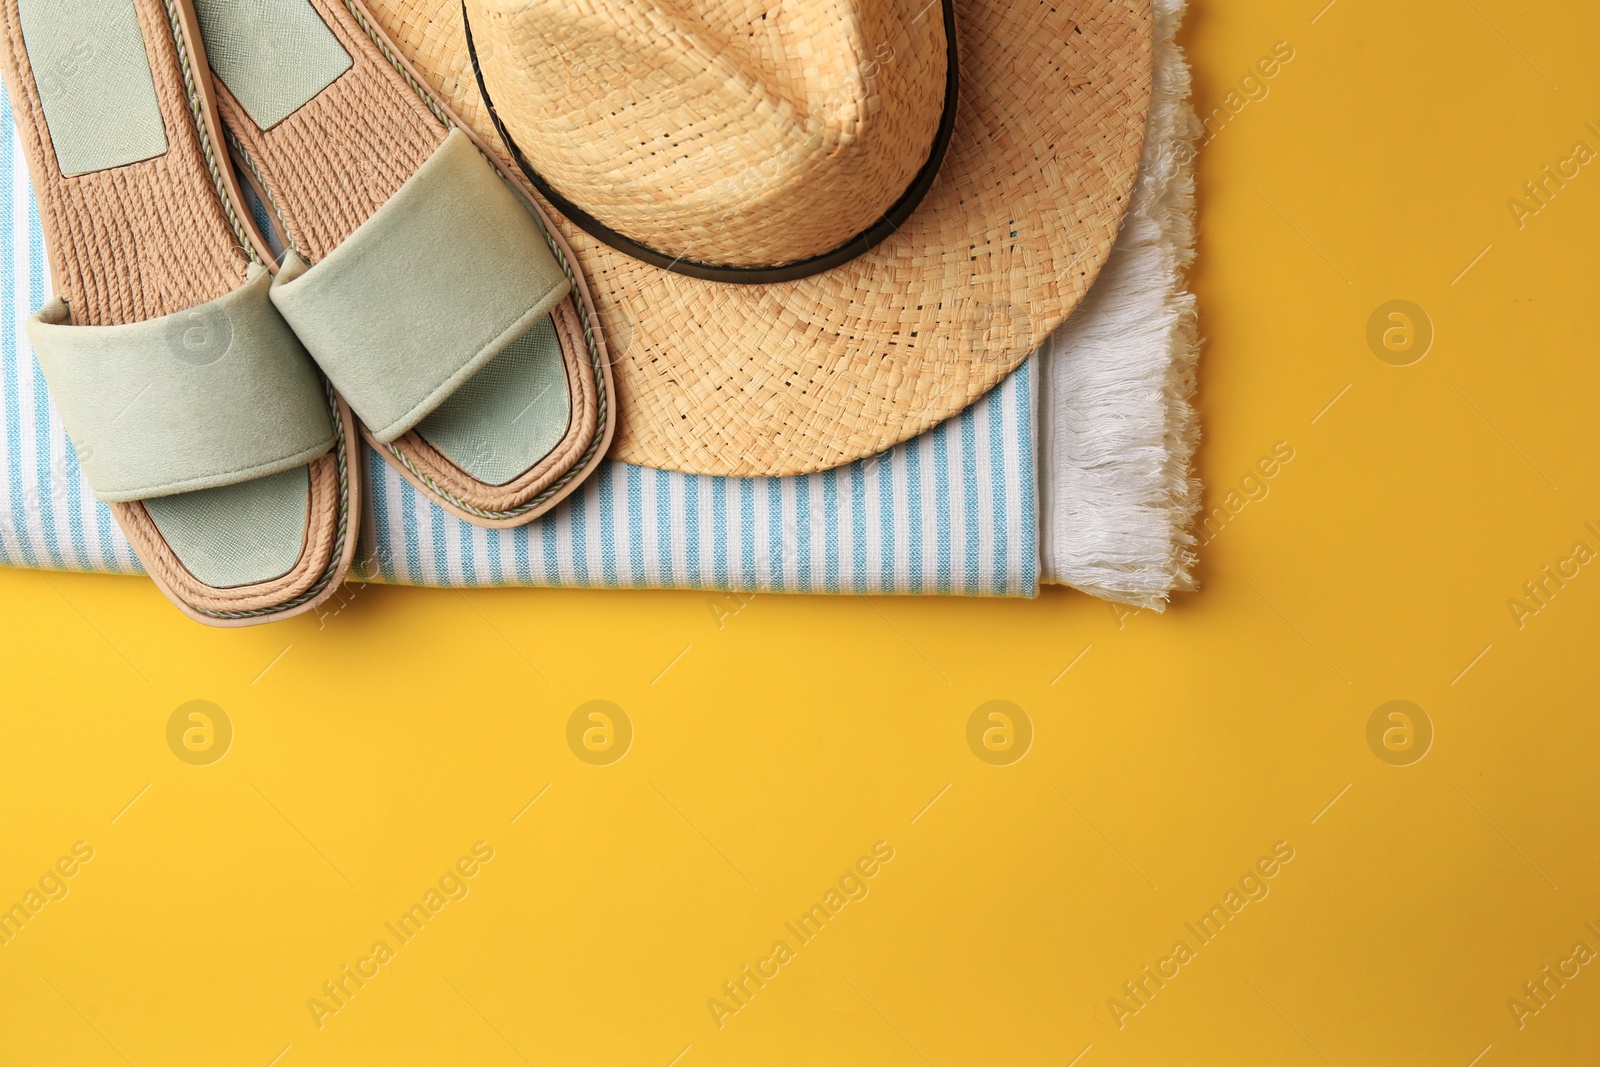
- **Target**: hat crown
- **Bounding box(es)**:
[469,0,949,270]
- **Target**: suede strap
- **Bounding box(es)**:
[26,264,334,503]
[269,128,572,443]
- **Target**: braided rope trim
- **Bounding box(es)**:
[224,129,303,259]
[161,0,258,264]
[340,0,611,521]
[190,381,353,620]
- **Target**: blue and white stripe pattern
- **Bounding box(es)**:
[1,99,145,577]
[361,364,1035,595]
[1,89,1038,597]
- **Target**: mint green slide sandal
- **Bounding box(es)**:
[192,0,612,529]
[0,0,359,624]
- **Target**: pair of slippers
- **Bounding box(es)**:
[0,0,614,625]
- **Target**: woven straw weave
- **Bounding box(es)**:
[472,0,949,268]
[362,0,1152,476]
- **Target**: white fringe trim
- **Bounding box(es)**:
[1039,0,1201,609]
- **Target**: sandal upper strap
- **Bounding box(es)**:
[26,265,334,503]
[269,129,572,444]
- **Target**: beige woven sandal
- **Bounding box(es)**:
[0,0,359,626]
[192,0,613,528]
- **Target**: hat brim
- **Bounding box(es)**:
[364,0,1154,477]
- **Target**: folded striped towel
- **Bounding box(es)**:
[0,106,1035,596]
[357,368,1036,596]
[0,0,1196,607]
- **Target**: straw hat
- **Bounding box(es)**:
[361,0,1153,476]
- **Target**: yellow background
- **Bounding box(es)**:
[3,0,1598,1062]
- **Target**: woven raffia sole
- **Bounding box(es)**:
[368,0,1154,477]
[213,0,614,527]
[0,0,360,626]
